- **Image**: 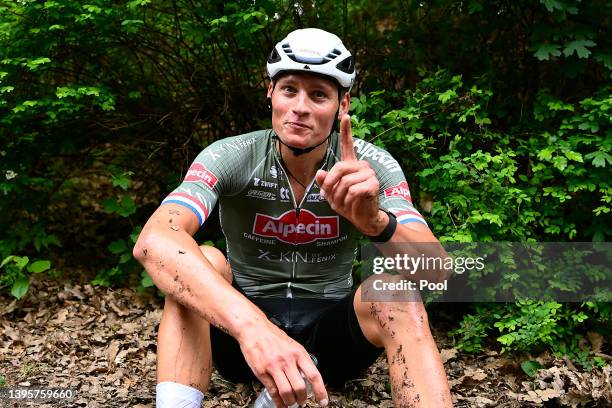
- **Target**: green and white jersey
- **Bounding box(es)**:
[162,130,427,299]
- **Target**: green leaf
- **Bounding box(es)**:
[121,19,144,26]
[564,151,583,162]
[11,275,29,299]
[13,256,29,270]
[108,240,127,254]
[119,252,132,264]
[521,359,543,377]
[111,171,132,190]
[563,40,597,59]
[27,260,51,273]
[102,198,120,213]
[130,226,142,244]
[25,57,51,70]
[141,270,154,288]
[540,0,564,12]
[585,151,611,168]
[438,89,456,103]
[533,44,561,61]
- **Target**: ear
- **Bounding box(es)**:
[338,91,351,119]
[267,82,274,98]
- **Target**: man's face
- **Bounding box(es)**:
[268,73,350,149]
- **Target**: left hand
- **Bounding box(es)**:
[315,114,385,236]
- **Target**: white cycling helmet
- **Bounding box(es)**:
[267,28,355,90]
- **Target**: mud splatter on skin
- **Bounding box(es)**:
[391,377,417,408]
[169,218,173,223]
[402,369,414,387]
[142,248,148,256]
[369,303,396,338]
[178,250,186,254]
[391,345,406,365]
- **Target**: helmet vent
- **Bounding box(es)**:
[282,43,295,58]
[336,56,354,74]
[323,48,342,62]
[268,48,281,64]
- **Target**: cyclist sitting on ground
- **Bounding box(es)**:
[134,27,453,408]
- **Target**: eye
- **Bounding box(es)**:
[313,90,329,100]
[281,85,297,94]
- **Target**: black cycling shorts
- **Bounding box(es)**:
[210,286,383,386]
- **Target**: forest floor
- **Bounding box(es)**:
[0,277,610,408]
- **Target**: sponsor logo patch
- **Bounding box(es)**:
[280,187,290,201]
[254,177,278,189]
[353,139,402,173]
[306,192,325,202]
[246,189,276,200]
[384,181,412,202]
[253,209,339,244]
[184,163,218,189]
[255,249,338,263]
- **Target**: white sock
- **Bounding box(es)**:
[156,381,204,408]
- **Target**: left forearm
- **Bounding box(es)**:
[364,211,451,283]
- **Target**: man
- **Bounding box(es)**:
[134,28,452,408]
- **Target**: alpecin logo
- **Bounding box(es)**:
[384,181,412,202]
[184,163,218,189]
[253,209,339,244]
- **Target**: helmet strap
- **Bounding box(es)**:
[276,133,329,156]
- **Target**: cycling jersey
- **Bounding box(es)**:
[161,129,427,299]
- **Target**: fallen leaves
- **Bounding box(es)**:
[0,276,609,407]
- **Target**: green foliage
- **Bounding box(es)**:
[0,0,610,364]
[521,360,544,377]
[450,302,609,370]
[92,225,142,288]
[449,311,490,353]
[0,255,51,299]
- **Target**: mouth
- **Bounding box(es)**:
[285,121,311,130]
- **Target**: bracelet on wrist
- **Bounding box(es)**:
[367,209,397,242]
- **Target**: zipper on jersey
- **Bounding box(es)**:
[273,141,333,298]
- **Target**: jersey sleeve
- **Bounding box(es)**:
[161,148,222,227]
[160,132,254,226]
[352,138,428,226]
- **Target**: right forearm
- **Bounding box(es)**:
[134,227,268,339]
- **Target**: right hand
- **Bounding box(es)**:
[238,321,328,407]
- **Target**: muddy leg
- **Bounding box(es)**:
[156,245,231,392]
[353,274,452,407]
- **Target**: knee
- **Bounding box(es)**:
[355,277,431,343]
[199,245,232,284]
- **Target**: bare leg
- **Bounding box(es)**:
[157,245,232,392]
[354,275,452,408]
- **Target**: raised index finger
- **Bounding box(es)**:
[340,114,357,161]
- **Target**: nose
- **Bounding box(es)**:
[291,90,310,116]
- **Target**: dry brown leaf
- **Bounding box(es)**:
[107,340,120,369]
[440,347,458,363]
[0,299,17,316]
[587,331,604,353]
[464,367,487,381]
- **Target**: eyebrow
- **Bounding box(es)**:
[277,76,335,91]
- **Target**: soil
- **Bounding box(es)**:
[0,277,610,407]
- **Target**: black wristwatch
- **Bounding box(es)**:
[367,209,397,242]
